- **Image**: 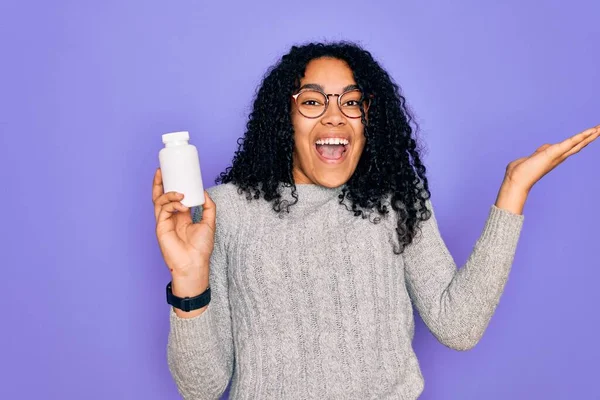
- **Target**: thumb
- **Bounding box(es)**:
[534,143,552,154]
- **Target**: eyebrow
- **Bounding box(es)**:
[298,83,360,93]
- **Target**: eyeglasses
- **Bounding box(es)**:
[291,88,371,119]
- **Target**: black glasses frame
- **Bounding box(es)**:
[291,88,372,119]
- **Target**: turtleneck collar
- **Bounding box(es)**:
[278,182,346,210]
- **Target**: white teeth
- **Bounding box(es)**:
[315,138,349,145]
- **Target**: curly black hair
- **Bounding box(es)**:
[216,41,432,254]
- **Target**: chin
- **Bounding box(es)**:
[313,171,351,188]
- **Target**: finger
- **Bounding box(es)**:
[152,168,164,203]
[554,125,599,156]
[156,191,184,206]
[559,126,600,161]
[157,201,189,225]
[154,192,184,221]
[199,191,216,233]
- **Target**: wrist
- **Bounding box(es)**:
[168,278,210,319]
[502,173,531,196]
[495,179,529,215]
[171,276,209,298]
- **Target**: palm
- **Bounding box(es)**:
[157,209,215,271]
[505,124,600,193]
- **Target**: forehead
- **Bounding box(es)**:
[301,58,356,92]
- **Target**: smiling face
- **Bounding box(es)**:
[291,57,367,187]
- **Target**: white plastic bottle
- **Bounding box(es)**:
[158,131,205,207]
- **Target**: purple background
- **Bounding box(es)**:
[1,1,599,399]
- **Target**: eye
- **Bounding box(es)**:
[343,100,360,107]
[302,100,323,107]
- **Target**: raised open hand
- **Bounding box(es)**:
[504,124,599,194]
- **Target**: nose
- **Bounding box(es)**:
[320,95,346,126]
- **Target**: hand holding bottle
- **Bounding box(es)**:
[152,168,216,317]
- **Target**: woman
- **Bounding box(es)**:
[152,42,599,399]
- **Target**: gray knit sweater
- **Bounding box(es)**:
[167,182,525,399]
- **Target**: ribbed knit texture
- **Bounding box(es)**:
[167,182,525,399]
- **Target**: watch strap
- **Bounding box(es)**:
[166,282,211,312]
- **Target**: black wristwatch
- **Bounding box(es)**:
[166,282,211,312]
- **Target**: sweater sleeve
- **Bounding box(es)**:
[167,203,234,399]
[402,199,525,351]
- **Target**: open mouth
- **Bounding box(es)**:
[314,138,349,163]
